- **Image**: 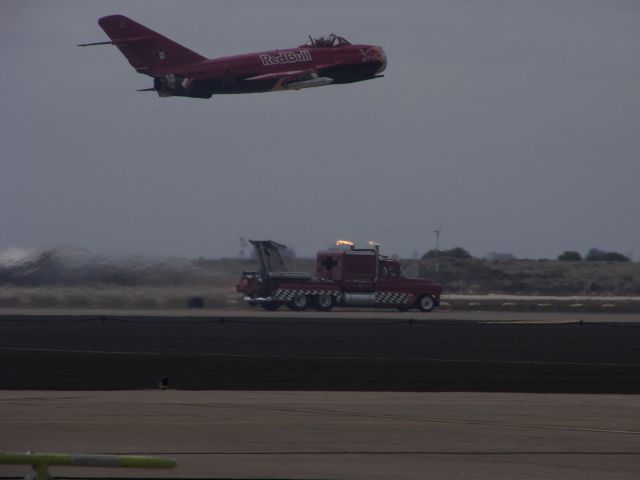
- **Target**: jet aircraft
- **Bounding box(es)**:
[80,15,387,99]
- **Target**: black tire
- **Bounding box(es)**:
[417,294,436,312]
[261,302,281,311]
[314,293,335,312]
[287,293,309,311]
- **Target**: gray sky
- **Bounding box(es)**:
[1,0,639,259]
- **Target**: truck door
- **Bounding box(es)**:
[375,261,412,306]
[376,262,400,291]
[342,250,376,292]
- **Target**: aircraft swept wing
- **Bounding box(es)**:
[245,69,334,90]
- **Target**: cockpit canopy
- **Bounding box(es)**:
[304,34,351,48]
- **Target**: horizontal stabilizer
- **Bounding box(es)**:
[77,41,113,47]
[78,37,151,47]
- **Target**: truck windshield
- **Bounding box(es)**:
[381,263,404,278]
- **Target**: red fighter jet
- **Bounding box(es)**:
[79,15,386,99]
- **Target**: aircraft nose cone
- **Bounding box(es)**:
[376,46,387,74]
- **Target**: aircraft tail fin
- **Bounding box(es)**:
[97,15,206,74]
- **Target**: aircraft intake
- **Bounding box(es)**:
[153,74,190,97]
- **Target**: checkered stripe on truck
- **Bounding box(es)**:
[273,289,341,301]
[375,292,411,304]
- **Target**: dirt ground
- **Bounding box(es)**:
[1,390,639,480]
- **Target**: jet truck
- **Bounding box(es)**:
[237,240,443,312]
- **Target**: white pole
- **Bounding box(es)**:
[434,226,443,282]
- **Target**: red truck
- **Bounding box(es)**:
[237,240,443,312]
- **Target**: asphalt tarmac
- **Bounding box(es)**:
[1,309,639,392]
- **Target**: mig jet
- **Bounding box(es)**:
[79,15,387,99]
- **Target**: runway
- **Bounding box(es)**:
[2,310,639,478]
[1,309,639,392]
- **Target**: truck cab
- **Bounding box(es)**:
[316,247,442,311]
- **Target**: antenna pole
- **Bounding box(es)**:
[434,225,443,282]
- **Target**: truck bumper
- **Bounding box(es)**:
[243,296,277,305]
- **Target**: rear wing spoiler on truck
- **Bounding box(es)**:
[248,240,311,280]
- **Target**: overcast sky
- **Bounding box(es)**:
[1,0,639,260]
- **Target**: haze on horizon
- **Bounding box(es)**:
[1,0,639,261]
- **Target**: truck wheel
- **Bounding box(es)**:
[261,302,280,311]
[287,293,309,311]
[417,294,436,312]
[314,293,334,312]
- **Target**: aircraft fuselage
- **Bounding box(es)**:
[89,15,387,99]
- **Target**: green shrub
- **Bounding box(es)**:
[422,247,472,260]
[586,248,629,262]
[558,251,582,261]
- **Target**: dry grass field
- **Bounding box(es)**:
[2,248,640,310]
[0,285,232,309]
[418,257,640,295]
